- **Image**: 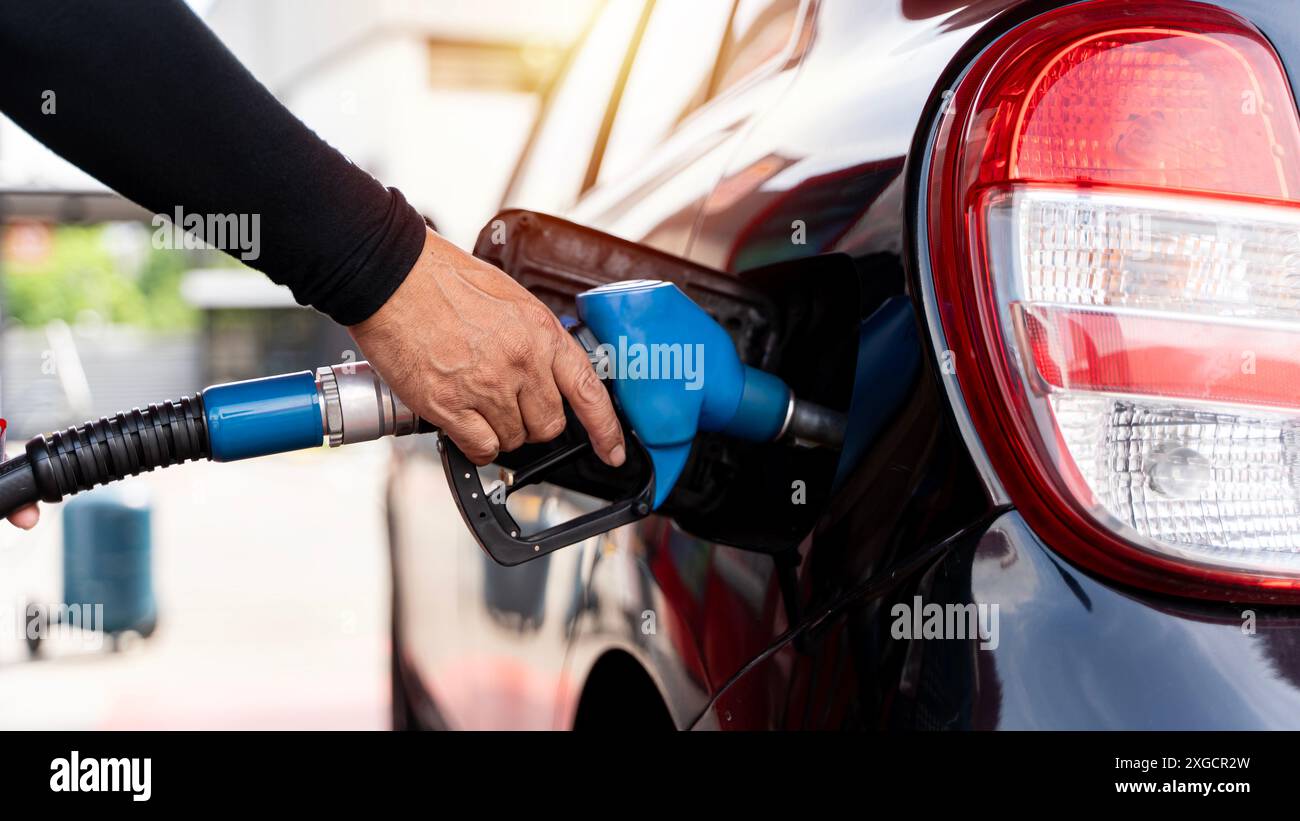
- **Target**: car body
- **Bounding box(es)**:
[388,0,1300,729]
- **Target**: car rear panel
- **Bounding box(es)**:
[694,0,1300,729]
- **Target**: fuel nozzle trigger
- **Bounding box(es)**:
[437,322,654,567]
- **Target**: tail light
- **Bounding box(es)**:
[925,0,1300,600]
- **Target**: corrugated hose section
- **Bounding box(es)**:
[25,394,210,502]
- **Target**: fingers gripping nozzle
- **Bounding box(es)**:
[443,280,850,566]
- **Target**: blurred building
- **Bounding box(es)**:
[179,267,355,385]
[205,0,598,247]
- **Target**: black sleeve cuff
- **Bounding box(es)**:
[307,187,428,326]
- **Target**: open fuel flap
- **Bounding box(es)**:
[442,210,861,565]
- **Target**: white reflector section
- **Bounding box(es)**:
[1053,394,1300,567]
[983,185,1300,574]
[1004,186,1300,321]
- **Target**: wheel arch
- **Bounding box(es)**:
[572,647,677,730]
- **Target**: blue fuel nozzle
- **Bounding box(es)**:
[577,280,840,509]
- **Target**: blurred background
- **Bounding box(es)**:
[0,0,598,728]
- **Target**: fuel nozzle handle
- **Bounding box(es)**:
[576,280,847,509]
[0,360,425,520]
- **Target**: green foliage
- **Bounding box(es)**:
[4,224,200,329]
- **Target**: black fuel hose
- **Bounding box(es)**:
[0,395,207,519]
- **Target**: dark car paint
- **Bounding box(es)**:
[695,509,1300,729]
[388,0,1300,729]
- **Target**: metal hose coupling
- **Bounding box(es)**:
[314,361,421,447]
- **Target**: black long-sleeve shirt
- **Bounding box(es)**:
[0,0,427,325]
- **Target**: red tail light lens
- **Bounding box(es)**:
[927,0,1300,600]
[983,22,1300,198]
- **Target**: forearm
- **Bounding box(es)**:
[0,0,425,324]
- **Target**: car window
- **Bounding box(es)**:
[505,1,646,215]
[594,0,733,187]
[713,0,804,96]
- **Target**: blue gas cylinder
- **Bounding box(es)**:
[62,486,156,636]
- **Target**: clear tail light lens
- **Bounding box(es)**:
[925,0,1300,599]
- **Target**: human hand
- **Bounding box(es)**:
[350,229,626,467]
[7,504,38,529]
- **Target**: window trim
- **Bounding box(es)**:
[582,0,817,195]
[579,0,659,193]
[499,1,647,211]
[704,0,817,105]
[503,0,819,211]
